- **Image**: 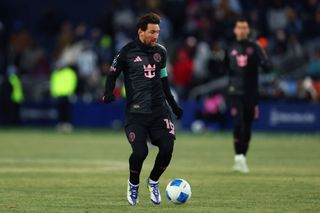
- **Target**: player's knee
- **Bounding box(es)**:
[132,148,148,162]
[159,141,174,159]
[244,134,251,144]
[161,149,173,161]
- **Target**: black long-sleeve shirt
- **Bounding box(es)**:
[105,38,177,114]
[225,39,272,102]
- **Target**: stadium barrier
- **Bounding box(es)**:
[16,100,320,132]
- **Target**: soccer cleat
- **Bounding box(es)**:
[147,178,161,205]
[127,180,139,205]
[232,154,250,173]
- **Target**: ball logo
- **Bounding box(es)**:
[128,132,135,143]
[153,53,161,62]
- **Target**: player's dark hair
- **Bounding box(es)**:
[136,12,161,32]
[234,17,249,26]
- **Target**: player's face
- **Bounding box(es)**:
[139,23,160,46]
[234,21,250,41]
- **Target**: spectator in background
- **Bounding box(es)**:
[212,0,242,15]
[53,21,74,61]
[193,40,212,84]
[172,48,194,99]
[267,0,288,33]
[0,65,24,126]
[272,29,287,55]
[302,0,320,39]
[307,48,320,79]
[304,8,320,40]
[285,7,303,37]
[50,66,77,132]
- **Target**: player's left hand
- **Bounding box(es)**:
[172,106,183,120]
[99,94,115,104]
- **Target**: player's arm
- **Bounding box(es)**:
[103,51,124,103]
[255,42,272,72]
[160,68,183,119]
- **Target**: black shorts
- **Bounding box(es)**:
[228,95,256,122]
[124,109,176,145]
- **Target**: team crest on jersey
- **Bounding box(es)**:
[143,64,156,78]
[246,47,254,55]
[153,53,161,62]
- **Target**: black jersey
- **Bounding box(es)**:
[105,39,168,114]
[225,40,272,101]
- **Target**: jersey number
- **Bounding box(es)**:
[164,119,175,135]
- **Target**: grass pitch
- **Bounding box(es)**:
[0,129,319,213]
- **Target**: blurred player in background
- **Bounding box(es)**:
[224,18,272,173]
[102,13,183,205]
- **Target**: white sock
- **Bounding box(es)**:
[148,178,158,184]
[129,180,139,186]
[235,154,245,161]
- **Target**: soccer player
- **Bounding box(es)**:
[224,18,272,173]
[102,13,183,205]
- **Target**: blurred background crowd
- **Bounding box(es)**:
[0,0,320,127]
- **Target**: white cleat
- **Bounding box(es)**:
[232,154,250,173]
[147,178,161,205]
[127,180,139,205]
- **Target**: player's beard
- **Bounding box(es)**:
[237,34,249,41]
[149,38,157,46]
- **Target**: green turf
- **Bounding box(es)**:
[0,129,319,213]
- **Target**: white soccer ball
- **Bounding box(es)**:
[165,178,192,204]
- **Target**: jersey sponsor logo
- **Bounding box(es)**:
[128,132,136,143]
[143,64,156,78]
[134,56,143,62]
[153,53,162,62]
[236,54,248,67]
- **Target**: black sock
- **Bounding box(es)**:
[129,169,140,185]
[149,166,167,182]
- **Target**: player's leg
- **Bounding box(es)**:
[230,97,245,155]
[242,104,255,155]
[125,124,148,205]
[149,134,175,182]
[230,97,249,173]
[147,115,175,204]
